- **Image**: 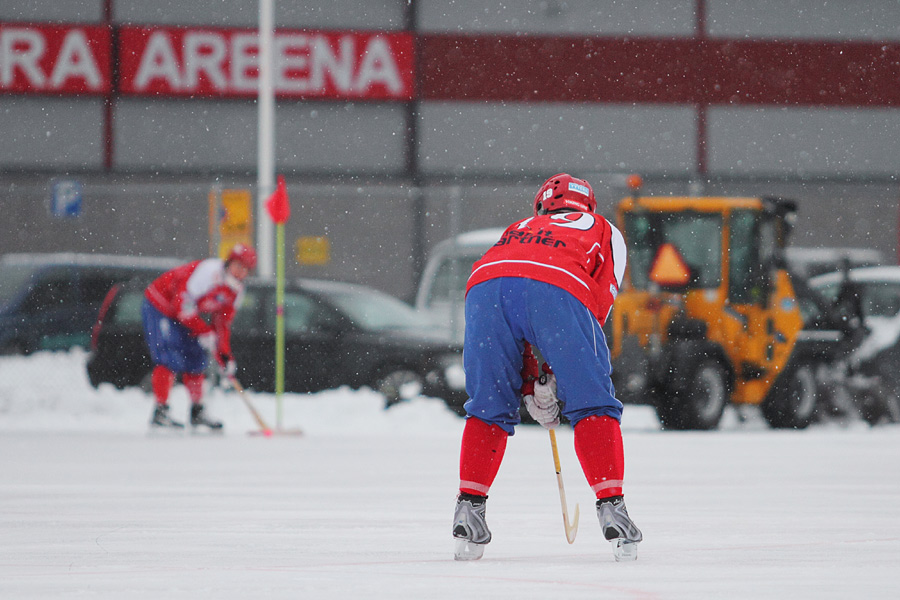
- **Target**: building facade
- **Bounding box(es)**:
[2,0,898,299]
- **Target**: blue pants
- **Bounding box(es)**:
[141,299,207,374]
[463,277,622,434]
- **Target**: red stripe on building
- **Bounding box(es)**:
[420,35,900,107]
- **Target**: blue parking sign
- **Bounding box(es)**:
[51,179,83,218]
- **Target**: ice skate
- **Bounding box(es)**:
[150,404,184,428]
[597,496,642,561]
[190,404,223,430]
[453,493,491,561]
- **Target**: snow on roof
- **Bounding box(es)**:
[808,265,900,286]
[430,228,505,256]
[0,253,183,270]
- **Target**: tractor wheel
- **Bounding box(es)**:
[656,358,729,430]
[762,364,818,429]
[857,388,900,426]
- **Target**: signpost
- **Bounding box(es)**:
[50,179,83,218]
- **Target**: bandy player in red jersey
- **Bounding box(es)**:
[140,244,256,430]
[452,174,642,561]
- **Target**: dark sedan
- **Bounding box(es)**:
[86,277,467,413]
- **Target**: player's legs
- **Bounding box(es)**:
[462,279,527,434]
[517,280,623,424]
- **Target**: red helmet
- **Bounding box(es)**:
[532,173,596,216]
[227,243,257,269]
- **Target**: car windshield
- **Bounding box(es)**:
[815,280,900,319]
[0,264,38,306]
[427,255,480,306]
[322,286,434,332]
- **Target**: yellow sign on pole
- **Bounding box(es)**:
[209,187,254,259]
[296,236,330,265]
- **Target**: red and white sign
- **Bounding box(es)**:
[0,24,110,94]
[118,26,414,100]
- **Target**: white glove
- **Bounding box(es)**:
[524,373,560,429]
[222,358,237,377]
[198,332,217,353]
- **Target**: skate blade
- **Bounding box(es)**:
[147,424,185,436]
[612,539,639,562]
[454,538,485,561]
[190,425,224,435]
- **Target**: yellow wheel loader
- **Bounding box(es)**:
[609,184,818,429]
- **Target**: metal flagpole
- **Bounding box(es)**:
[256,0,275,281]
[275,219,285,427]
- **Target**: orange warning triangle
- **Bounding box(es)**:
[649,243,692,287]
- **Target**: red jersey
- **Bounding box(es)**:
[144,258,244,354]
[466,212,626,324]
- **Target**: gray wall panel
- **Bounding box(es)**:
[277,103,406,173]
[707,0,900,41]
[290,184,417,298]
[115,99,257,171]
[418,0,695,35]
[0,0,102,23]
[114,0,405,29]
[419,103,696,177]
[0,177,211,258]
[0,176,420,299]
[699,180,898,264]
[0,97,104,170]
[115,99,406,174]
[709,107,900,178]
[1,174,897,300]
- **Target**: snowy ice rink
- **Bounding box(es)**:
[2,350,899,599]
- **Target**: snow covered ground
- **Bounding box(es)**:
[1,349,899,599]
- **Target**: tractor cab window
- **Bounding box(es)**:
[625,211,722,290]
[728,210,774,305]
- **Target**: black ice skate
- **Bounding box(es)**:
[597,496,642,561]
[190,404,223,430]
[150,404,184,428]
[452,492,491,561]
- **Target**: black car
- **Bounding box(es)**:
[0,253,181,355]
[86,277,468,412]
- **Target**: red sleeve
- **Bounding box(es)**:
[179,307,214,337]
[213,307,234,356]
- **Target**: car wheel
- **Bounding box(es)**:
[376,368,424,408]
[657,358,729,430]
[762,363,818,429]
[138,370,154,395]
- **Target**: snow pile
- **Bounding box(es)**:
[0,348,666,434]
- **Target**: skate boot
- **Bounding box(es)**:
[453,492,491,561]
[150,404,184,428]
[190,404,223,430]
[597,496,642,561]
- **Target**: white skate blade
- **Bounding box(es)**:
[612,539,639,562]
[454,538,485,561]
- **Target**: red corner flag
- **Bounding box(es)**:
[266,175,290,224]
